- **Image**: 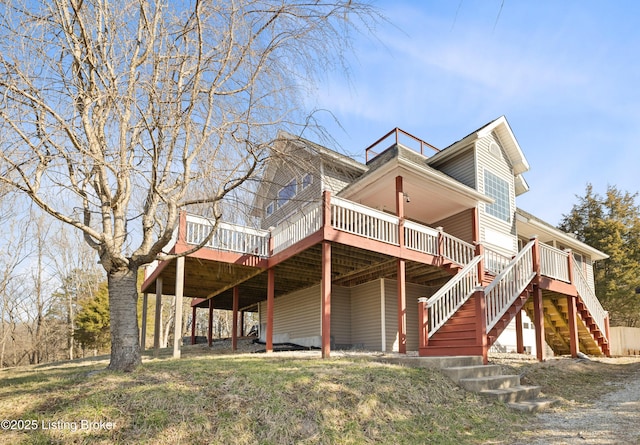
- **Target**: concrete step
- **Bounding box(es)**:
[378,355,483,369]
[458,374,520,392]
[480,385,541,403]
[441,363,559,413]
[441,365,502,383]
[507,398,560,413]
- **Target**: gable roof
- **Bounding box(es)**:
[427,116,530,195]
[251,131,367,214]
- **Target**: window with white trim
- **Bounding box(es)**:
[301,173,313,189]
[484,170,511,222]
[265,201,274,217]
[277,179,297,208]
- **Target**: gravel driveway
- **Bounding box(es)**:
[514,362,640,444]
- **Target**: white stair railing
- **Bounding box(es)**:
[572,261,607,336]
[539,243,570,282]
[441,232,476,266]
[426,255,482,337]
[485,240,536,332]
[483,247,513,276]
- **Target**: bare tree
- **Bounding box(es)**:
[0,0,378,371]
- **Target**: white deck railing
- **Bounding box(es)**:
[426,256,482,337]
[441,232,476,266]
[404,220,439,256]
[331,196,399,245]
[483,247,513,276]
[271,202,323,254]
[175,197,478,270]
[573,261,607,336]
[539,243,570,282]
[186,216,270,257]
[485,240,536,332]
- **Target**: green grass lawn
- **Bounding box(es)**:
[0,350,529,445]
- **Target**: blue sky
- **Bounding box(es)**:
[309,0,640,225]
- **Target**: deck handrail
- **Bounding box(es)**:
[331,196,399,245]
[485,240,536,332]
[426,255,482,337]
[573,260,607,336]
[404,220,439,256]
[365,127,440,163]
[483,247,513,276]
[539,243,570,283]
[441,232,476,266]
[271,201,323,254]
[185,216,270,257]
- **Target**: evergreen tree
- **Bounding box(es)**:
[74,282,110,354]
[559,184,640,326]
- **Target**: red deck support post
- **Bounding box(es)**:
[533,284,546,362]
[190,306,197,345]
[474,286,488,364]
[396,176,407,354]
[266,268,275,353]
[153,277,163,357]
[418,297,429,349]
[232,287,239,352]
[475,243,485,283]
[208,298,214,347]
[322,190,332,232]
[321,241,332,358]
[515,310,524,354]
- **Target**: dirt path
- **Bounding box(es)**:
[515,364,640,444]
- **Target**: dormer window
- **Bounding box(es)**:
[484,170,511,222]
[277,179,297,208]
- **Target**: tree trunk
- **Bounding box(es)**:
[107,267,141,371]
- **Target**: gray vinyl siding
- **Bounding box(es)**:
[433,209,475,244]
[383,279,429,352]
[323,163,359,194]
[476,133,518,254]
[331,285,351,346]
[433,146,476,188]
[350,280,383,350]
[260,165,322,230]
[259,284,321,339]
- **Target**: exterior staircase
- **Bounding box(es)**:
[441,360,559,413]
[378,355,559,413]
[419,238,610,361]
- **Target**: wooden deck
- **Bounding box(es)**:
[141,191,610,361]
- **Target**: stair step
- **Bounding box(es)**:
[480,385,541,403]
[458,375,520,392]
[507,398,560,413]
[441,364,501,383]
